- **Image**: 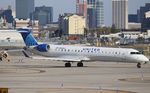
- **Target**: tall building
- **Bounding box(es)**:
[0,6,14,29]
[136,3,150,32]
[137,3,150,23]
[33,6,53,26]
[76,0,104,29]
[96,0,104,27]
[112,0,128,30]
[0,8,13,23]
[76,0,87,17]
[16,0,34,19]
[144,11,150,31]
[128,14,138,23]
[87,0,104,29]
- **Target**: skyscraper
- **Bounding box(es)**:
[16,0,34,19]
[137,3,150,23]
[87,0,96,28]
[33,6,53,26]
[137,3,150,32]
[87,0,104,29]
[96,0,104,27]
[76,0,87,17]
[76,0,104,29]
[0,7,13,23]
[112,0,128,30]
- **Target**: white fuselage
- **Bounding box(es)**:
[28,44,149,63]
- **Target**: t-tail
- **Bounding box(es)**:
[18,28,38,47]
[18,28,50,52]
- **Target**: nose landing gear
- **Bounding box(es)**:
[0,57,2,61]
[137,63,141,68]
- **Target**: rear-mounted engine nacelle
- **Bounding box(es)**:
[35,44,50,52]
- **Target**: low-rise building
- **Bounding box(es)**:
[128,23,141,29]
[15,19,39,37]
[100,31,141,39]
[59,14,86,36]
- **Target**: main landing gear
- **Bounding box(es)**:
[65,62,84,67]
[77,62,83,67]
[137,62,141,68]
[65,62,71,67]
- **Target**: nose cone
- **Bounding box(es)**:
[136,55,149,62]
[142,56,149,62]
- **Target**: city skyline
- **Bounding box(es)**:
[0,0,150,26]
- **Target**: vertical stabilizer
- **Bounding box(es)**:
[18,28,38,46]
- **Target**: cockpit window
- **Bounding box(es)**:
[130,52,142,54]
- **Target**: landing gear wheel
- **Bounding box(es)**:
[8,59,10,62]
[3,53,8,58]
[77,62,83,67]
[0,57,2,61]
[137,63,141,68]
[65,62,71,67]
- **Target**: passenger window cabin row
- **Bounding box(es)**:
[55,49,124,55]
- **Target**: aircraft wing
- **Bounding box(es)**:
[31,56,90,62]
[22,50,90,62]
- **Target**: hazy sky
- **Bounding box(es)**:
[0,0,150,26]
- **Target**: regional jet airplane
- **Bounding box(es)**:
[19,28,149,68]
[0,30,25,62]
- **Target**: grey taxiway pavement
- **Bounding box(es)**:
[0,56,150,93]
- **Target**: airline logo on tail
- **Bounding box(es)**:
[18,28,50,52]
[18,28,38,46]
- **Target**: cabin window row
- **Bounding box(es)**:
[55,49,122,55]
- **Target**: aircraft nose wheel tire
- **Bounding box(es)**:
[65,63,71,67]
[137,63,141,68]
[0,57,2,61]
[77,62,83,67]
